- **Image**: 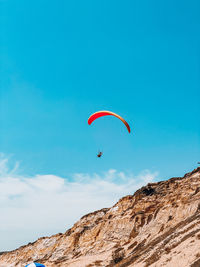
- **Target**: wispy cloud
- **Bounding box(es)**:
[0,154,158,251]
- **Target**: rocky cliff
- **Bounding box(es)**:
[0,168,200,267]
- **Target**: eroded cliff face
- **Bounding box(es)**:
[0,168,200,267]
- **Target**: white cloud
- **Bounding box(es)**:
[0,154,158,251]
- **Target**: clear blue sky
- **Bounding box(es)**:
[1,0,200,179]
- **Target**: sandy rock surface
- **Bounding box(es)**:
[0,168,200,267]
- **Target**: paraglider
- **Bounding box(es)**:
[88,110,131,133]
[97,151,103,158]
[88,110,131,157]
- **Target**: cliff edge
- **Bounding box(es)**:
[0,168,200,267]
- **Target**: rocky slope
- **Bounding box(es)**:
[0,168,200,267]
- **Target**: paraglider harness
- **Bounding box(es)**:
[97,151,103,158]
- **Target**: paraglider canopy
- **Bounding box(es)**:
[25,263,45,267]
[88,110,131,133]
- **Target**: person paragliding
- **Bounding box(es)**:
[88,110,131,157]
[97,151,103,158]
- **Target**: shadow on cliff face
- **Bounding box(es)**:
[141,187,155,196]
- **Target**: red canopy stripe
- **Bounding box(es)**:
[88,110,131,133]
